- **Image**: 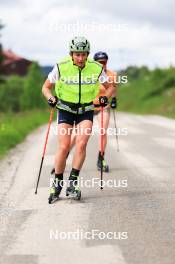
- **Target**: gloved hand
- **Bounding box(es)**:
[48,96,58,108]
[110,97,117,109]
[99,96,108,107]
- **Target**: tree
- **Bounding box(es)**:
[21,62,46,110]
[0,76,24,112]
[0,21,4,71]
[125,66,140,80]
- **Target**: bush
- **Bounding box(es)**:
[0,75,24,111]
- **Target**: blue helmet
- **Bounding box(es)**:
[93,51,108,61]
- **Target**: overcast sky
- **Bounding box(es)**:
[0,0,174,70]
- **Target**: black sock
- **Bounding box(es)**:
[55,173,63,181]
[98,151,104,159]
[55,173,63,188]
[70,168,80,176]
[69,168,80,181]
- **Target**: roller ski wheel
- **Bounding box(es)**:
[97,158,109,173]
[48,193,57,204]
[48,194,60,204]
[66,186,81,200]
[48,184,62,204]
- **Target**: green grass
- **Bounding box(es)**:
[0,109,56,158]
[118,76,175,119]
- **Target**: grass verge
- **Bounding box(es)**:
[118,77,175,119]
[0,109,55,158]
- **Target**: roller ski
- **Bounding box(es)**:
[97,154,109,173]
[48,177,63,204]
[66,175,81,200]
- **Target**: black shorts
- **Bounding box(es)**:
[57,110,94,126]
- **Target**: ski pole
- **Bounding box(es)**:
[112,110,120,152]
[35,109,54,194]
[100,105,104,190]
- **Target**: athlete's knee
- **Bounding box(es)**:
[76,140,87,153]
[58,142,70,155]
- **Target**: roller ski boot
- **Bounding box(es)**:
[48,177,63,204]
[66,175,81,200]
[97,154,109,172]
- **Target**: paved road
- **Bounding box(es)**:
[0,112,175,264]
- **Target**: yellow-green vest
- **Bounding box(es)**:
[55,56,102,104]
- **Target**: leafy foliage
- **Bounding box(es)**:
[119,66,175,118]
[0,62,47,112]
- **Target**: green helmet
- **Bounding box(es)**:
[69,36,90,53]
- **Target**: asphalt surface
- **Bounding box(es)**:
[0,112,175,264]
